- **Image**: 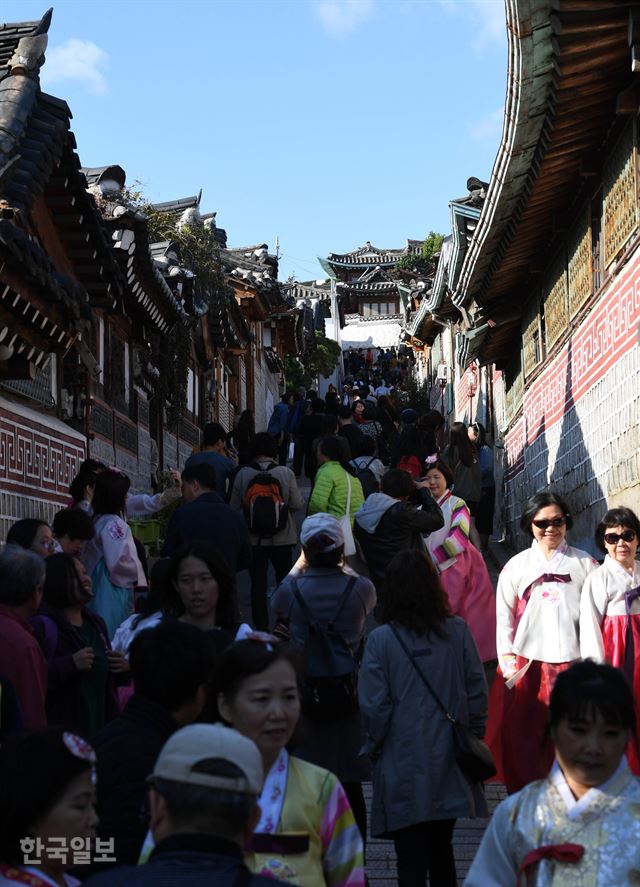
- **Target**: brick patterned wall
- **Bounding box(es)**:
[0,396,86,542]
[502,248,640,555]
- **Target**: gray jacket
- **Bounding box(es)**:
[229,461,304,547]
[270,567,376,653]
[358,619,488,836]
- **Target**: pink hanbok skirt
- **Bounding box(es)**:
[438,544,497,662]
[602,614,640,774]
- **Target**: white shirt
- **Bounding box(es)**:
[580,557,640,661]
[496,540,597,663]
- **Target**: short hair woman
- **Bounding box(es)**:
[580,506,640,771]
[485,491,598,793]
[465,660,640,886]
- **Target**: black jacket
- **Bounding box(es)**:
[83,834,283,886]
[92,694,181,866]
[354,488,444,589]
[161,491,252,572]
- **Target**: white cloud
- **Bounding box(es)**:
[42,38,109,96]
[469,106,503,141]
[313,0,374,38]
[436,0,505,51]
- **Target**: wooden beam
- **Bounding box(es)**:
[616,80,640,114]
[0,302,54,354]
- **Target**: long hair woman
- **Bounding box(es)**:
[82,469,145,639]
[358,550,488,887]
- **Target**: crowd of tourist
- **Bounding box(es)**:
[1,373,639,886]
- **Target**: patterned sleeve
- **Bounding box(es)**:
[319,773,365,887]
[430,497,470,563]
[101,518,140,587]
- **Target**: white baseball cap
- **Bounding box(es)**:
[151,724,262,796]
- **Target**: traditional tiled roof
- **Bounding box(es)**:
[0,219,82,368]
[454,0,633,366]
[326,242,408,268]
[82,165,126,192]
[151,193,201,214]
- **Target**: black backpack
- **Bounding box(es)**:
[349,457,379,499]
[242,463,289,538]
[292,577,361,721]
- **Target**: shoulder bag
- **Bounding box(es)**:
[390,624,496,783]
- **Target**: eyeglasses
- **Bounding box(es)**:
[531,517,567,530]
[604,530,637,545]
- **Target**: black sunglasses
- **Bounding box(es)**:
[604,530,637,545]
[531,517,567,530]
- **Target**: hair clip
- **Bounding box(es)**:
[424,454,438,465]
[63,732,97,783]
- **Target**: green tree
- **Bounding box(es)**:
[284,331,341,389]
[422,231,445,260]
[396,231,444,274]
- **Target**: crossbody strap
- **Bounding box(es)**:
[345,471,352,515]
[292,576,358,630]
[389,624,456,723]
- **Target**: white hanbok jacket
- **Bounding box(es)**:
[496,540,597,666]
[464,758,640,886]
[580,557,640,661]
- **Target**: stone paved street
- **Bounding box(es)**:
[238,478,510,884]
[365,781,507,886]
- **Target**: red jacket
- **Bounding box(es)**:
[0,604,47,728]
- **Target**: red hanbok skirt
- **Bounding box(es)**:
[485,656,572,793]
[438,545,497,662]
[602,614,640,774]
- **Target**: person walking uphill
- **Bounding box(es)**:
[308,436,364,526]
[161,463,252,577]
[358,550,488,887]
[229,432,304,630]
[354,469,444,591]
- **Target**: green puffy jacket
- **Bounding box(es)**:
[308,460,364,526]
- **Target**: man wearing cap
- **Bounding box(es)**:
[85,724,282,886]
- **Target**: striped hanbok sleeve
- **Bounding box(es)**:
[319,775,365,887]
[431,497,471,564]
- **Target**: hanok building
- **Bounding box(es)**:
[221,242,298,431]
[82,167,197,485]
[452,0,640,552]
[0,12,128,536]
[0,10,307,539]
[405,179,487,422]
[320,241,425,350]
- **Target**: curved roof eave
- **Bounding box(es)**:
[453,0,555,309]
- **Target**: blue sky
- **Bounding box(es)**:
[6,0,507,282]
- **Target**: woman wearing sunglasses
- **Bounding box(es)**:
[580,507,640,770]
[486,491,598,792]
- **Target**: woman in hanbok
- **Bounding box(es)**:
[0,727,98,887]
[486,491,597,793]
[580,506,640,771]
[424,459,497,671]
[82,470,145,640]
[465,660,640,886]
[216,639,365,886]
